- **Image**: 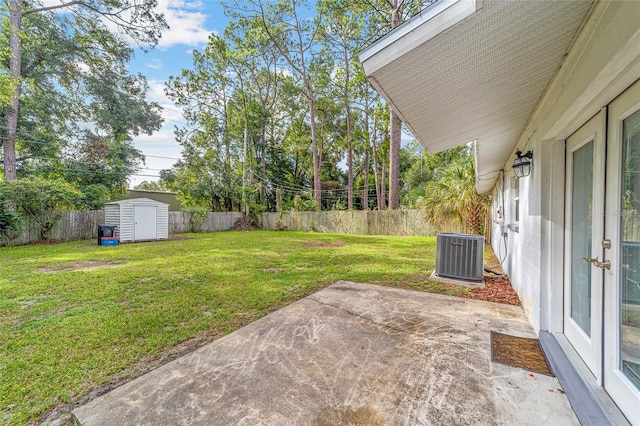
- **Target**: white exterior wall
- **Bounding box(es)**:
[156,205,169,240]
[119,204,136,242]
[490,0,640,333]
[491,162,543,331]
[104,205,121,238]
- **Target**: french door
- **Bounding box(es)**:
[564,110,605,382]
[604,79,640,424]
[566,80,640,423]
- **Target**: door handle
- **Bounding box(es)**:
[583,257,611,270]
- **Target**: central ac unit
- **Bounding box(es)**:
[435,233,484,282]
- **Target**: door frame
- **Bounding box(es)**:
[563,109,606,384]
[603,80,640,423]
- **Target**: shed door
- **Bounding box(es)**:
[134,206,157,241]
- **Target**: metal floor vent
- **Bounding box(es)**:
[436,233,484,282]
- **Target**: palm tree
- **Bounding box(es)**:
[421,157,489,236]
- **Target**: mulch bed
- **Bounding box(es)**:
[463,275,521,305]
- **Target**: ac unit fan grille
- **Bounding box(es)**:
[436,233,484,281]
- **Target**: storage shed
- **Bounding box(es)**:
[104,198,169,243]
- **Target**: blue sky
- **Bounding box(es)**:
[126,0,230,187]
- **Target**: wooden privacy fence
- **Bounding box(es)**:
[2,210,106,247]
[168,212,244,234]
[1,209,463,246]
[258,210,464,236]
[1,211,244,247]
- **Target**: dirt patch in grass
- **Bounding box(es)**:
[303,240,346,248]
[168,235,193,241]
[38,260,124,274]
[24,239,65,246]
[462,275,521,305]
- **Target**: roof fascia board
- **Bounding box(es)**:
[359,0,480,75]
[367,75,423,146]
[543,27,640,141]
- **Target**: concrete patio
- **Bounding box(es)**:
[73,281,577,425]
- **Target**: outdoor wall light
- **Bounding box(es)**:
[512,150,533,178]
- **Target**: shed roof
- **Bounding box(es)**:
[360,0,595,193]
[105,198,169,207]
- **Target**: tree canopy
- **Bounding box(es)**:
[155,0,439,213]
[1,0,166,184]
[1,0,476,218]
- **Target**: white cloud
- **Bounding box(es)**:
[43,0,215,49]
[147,59,163,69]
[275,67,293,78]
[161,105,186,125]
[128,78,189,187]
[147,79,172,104]
[134,128,179,149]
[146,79,186,124]
[130,128,182,187]
[156,0,216,49]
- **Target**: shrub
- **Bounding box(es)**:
[2,178,82,240]
[184,205,209,232]
[80,184,111,210]
[0,207,23,240]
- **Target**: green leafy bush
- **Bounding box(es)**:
[185,205,209,232]
[79,184,111,210]
[0,207,23,240]
[1,178,82,240]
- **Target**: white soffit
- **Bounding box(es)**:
[360,0,594,194]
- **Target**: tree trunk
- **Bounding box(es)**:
[308,86,321,207]
[4,0,23,181]
[346,102,353,210]
[260,125,267,205]
[223,96,233,212]
[363,111,370,211]
[371,114,383,211]
[381,160,387,210]
[389,111,401,209]
[242,125,249,216]
[388,0,401,209]
[344,46,353,210]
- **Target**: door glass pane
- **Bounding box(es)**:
[571,141,593,336]
[620,108,640,390]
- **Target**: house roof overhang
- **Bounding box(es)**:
[359,0,595,194]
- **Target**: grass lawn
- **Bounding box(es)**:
[0,230,467,425]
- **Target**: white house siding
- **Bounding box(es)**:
[491,0,640,333]
[538,141,566,333]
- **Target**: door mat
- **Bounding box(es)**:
[491,331,554,376]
